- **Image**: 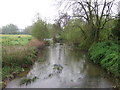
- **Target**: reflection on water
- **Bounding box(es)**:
[6,43,115,88]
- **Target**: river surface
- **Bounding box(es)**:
[6,43,115,88]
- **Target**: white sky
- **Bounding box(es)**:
[0,0,58,29]
[0,0,119,29]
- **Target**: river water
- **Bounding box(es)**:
[6,43,115,88]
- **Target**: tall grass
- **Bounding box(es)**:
[1,35,38,89]
[2,46,37,80]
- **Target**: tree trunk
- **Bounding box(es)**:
[95,29,100,42]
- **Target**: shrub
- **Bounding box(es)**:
[31,19,49,40]
[89,41,120,77]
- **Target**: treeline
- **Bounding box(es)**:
[30,12,120,48]
[0,24,31,34]
[0,20,58,39]
[60,15,120,48]
[29,12,120,47]
[30,18,61,41]
[51,0,120,48]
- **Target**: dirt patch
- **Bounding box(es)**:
[28,38,44,48]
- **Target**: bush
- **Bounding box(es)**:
[89,41,120,77]
[31,19,49,40]
[112,13,120,40]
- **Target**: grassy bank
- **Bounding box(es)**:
[2,46,37,80]
[88,41,120,87]
[0,35,39,88]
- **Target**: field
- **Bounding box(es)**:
[1,35,37,88]
[0,35,32,46]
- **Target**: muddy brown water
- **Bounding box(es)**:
[6,43,115,88]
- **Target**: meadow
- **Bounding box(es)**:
[0,34,32,46]
[1,35,37,88]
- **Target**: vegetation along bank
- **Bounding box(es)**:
[89,41,120,88]
[1,35,44,88]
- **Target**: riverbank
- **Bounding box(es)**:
[1,37,45,89]
[5,43,115,88]
[88,41,120,88]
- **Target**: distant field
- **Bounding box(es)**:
[0,34,32,45]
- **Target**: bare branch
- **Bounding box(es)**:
[77,1,90,22]
[100,0,107,22]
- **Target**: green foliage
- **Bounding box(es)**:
[2,46,37,80]
[20,76,39,86]
[60,17,117,49]
[2,35,37,81]
[2,66,11,80]
[46,23,62,42]
[89,41,120,77]
[61,19,93,49]
[112,13,120,39]
[2,66,22,80]
[100,19,116,41]
[31,19,49,40]
[46,23,56,38]
[61,19,84,44]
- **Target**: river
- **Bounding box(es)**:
[6,43,115,88]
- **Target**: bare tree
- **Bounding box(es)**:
[55,12,70,29]
[57,0,115,42]
[117,2,120,16]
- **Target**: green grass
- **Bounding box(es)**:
[0,35,32,46]
[1,35,38,88]
[89,41,120,85]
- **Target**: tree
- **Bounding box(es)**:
[46,23,55,38]
[62,19,84,44]
[22,26,31,34]
[31,19,49,40]
[112,13,120,40]
[57,0,115,42]
[2,24,19,34]
[55,12,70,28]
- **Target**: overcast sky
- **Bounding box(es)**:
[0,0,119,29]
[0,0,58,29]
